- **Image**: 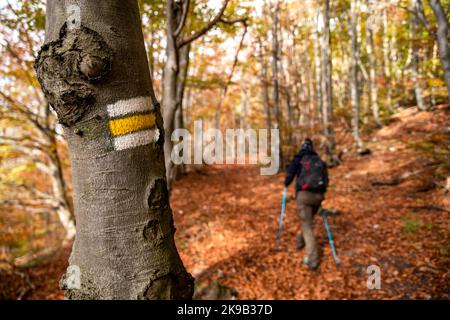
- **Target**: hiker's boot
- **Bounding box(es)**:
[303,256,320,271]
[296,233,305,250]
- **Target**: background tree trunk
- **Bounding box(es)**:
[257,37,272,131]
[271,1,283,170]
[428,0,450,100]
[411,0,427,111]
[48,138,76,241]
[313,9,323,126]
[172,43,190,180]
[321,0,339,164]
[350,0,364,151]
[35,0,193,299]
[163,0,180,190]
[382,6,393,110]
[366,0,381,126]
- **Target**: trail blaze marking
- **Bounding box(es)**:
[107,96,158,151]
[109,113,156,136]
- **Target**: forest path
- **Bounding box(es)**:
[172,107,449,299]
[24,106,449,299]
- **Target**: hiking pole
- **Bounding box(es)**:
[321,207,341,266]
[276,187,288,249]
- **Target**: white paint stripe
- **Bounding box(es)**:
[113,129,159,151]
[107,96,153,118]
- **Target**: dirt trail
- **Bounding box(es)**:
[23,107,449,299]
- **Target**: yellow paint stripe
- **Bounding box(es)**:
[109,113,156,137]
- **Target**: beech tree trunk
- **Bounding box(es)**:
[35,0,193,299]
[257,37,272,131]
[428,0,450,101]
[382,7,393,109]
[271,2,283,169]
[172,43,190,180]
[49,143,76,240]
[366,0,381,126]
[350,0,364,151]
[163,0,180,190]
[320,0,339,164]
[411,0,426,111]
[162,0,234,187]
[313,9,323,125]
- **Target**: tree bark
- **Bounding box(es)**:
[35,0,193,299]
[47,103,76,241]
[366,0,381,126]
[350,0,364,151]
[271,1,284,169]
[428,0,450,101]
[321,0,339,164]
[163,0,180,190]
[49,134,76,241]
[172,43,190,180]
[257,37,272,131]
[411,0,427,111]
[313,9,323,126]
[382,7,393,109]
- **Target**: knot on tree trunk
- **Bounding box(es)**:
[35,23,113,126]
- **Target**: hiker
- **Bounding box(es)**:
[284,138,329,270]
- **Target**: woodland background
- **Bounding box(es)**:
[0,0,449,299]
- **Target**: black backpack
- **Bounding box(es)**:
[297,154,329,192]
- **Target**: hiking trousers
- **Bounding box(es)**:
[296,191,324,265]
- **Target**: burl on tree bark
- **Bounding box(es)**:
[34,0,193,299]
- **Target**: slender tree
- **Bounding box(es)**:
[411,0,427,111]
[350,0,365,151]
[35,0,193,299]
[313,8,323,125]
[257,36,272,131]
[321,0,339,164]
[366,0,382,126]
[428,0,450,100]
[162,0,245,188]
[271,1,284,169]
[382,4,393,109]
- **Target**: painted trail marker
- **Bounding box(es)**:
[106,96,159,151]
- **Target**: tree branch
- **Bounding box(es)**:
[215,19,248,116]
[218,16,248,25]
[0,90,53,139]
[173,0,190,38]
[397,3,436,36]
[178,0,230,48]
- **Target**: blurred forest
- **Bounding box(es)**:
[0,0,449,299]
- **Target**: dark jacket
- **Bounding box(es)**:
[284,143,319,192]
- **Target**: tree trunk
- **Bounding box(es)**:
[35,0,193,299]
[172,43,190,180]
[428,0,450,101]
[321,0,339,164]
[382,7,393,109]
[163,0,180,190]
[257,37,272,130]
[366,0,381,126]
[49,138,76,241]
[313,10,323,126]
[47,103,76,241]
[411,0,427,111]
[350,0,364,151]
[271,1,283,170]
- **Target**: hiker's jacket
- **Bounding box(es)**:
[284,147,320,192]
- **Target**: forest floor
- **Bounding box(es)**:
[4,106,449,300]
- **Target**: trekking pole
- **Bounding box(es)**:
[321,207,341,266]
[276,187,288,249]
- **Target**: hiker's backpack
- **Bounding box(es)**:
[297,154,329,192]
